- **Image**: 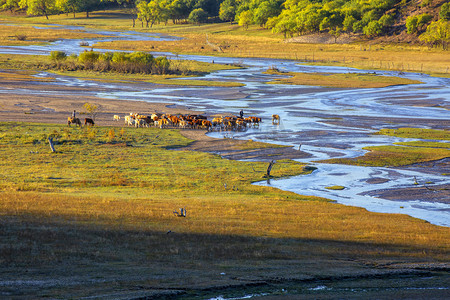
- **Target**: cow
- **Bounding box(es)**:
[68,117,81,127]
[84,118,95,126]
[113,115,121,121]
[124,115,134,126]
[272,114,280,125]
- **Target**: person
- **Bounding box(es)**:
[239,109,244,118]
[72,110,76,118]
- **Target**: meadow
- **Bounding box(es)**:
[0,10,449,298]
[0,122,449,297]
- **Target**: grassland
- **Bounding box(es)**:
[1,122,449,297]
[265,70,423,88]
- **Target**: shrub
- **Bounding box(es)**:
[111,52,128,63]
[406,16,419,34]
[440,3,450,20]
[417,14,433,26]
[100,52,114,62]
[363,21,383,37]
[379,14,394,27]
[78,50,100,65]
[50,51,67,61]
[154,56,170,74]
[128,52,154,65]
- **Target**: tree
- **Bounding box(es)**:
[188,7,208,24]
[419,19,450,49]
[19,0,57,19]
[82,102,100,121]
[238,9,252,29]
[1,0,20,12]
[55,0,83,17]
[363,20,382,37]
[219,0,236,23]
[137,0,163,28]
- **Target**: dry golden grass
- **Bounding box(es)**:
[95,32,450,75]
[0,24,107,46]
[265,71,422,88]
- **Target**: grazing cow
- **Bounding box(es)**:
[84,118,95,126]
[113,115,121,121]
[272,114,280,125]
[67,117,81,127]
[135,118,148,128]
[124,115,134,126]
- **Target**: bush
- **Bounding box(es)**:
[154,56,170,74]
[440,3,450,20]
[50,51,67,61]
[379,14,394,27]
[406,16,419,34]
[128,52,154,65]
[417,14,433,26]
[78,50,100,65]
[363,21,383,37]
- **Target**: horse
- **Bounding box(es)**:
[68,117,81,127]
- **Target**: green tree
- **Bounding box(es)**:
[238,9,252,29]
[363,20,382,37]
[82,102,100,121]
[188,7,208,24]
[419,19,450,49]
[219,0,236,23]
[19,0,57,19]
[0,0,20,12]
[137,0,163,27]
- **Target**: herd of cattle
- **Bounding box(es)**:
[115,113,263,131]
[68,112,281,131]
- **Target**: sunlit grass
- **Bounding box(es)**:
[376,128,450,140]
[323,145,450,167]
[264,70,422,88]
[1,122,448,248]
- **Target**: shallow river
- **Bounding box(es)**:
[1,25,449,226]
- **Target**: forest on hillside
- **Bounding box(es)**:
[2,0,450,48]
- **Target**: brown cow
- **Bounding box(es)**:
[84,118,95,126]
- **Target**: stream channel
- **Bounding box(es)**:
[1,24,449,227]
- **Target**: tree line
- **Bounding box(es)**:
[2,0,450,48]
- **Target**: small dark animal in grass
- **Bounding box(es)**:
[84,118,95,126]
[67,117,81,127]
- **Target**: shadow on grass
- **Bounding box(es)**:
[1,215,448,299]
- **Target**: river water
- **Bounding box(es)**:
[1,25,449,226]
